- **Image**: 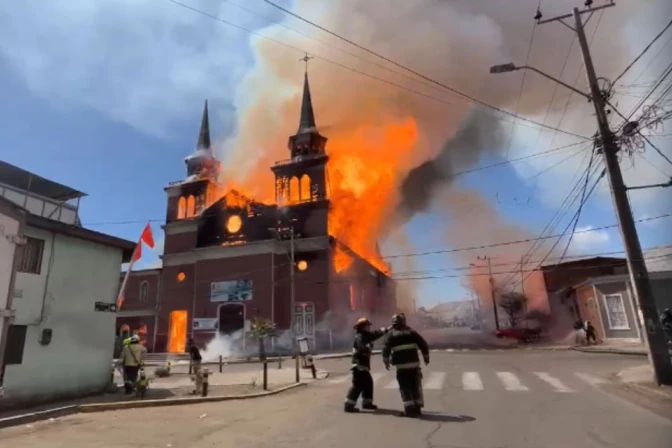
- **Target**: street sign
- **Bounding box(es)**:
[94,302,117,312]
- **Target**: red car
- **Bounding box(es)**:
[495,327,542,343]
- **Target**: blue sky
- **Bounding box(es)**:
[1,0,670,309]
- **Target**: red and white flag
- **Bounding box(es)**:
[117,223,155,310]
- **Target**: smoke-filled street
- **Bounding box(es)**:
[2,351,670,448]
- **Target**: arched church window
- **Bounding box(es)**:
[139,281,149,301]
[186,195,195,218]
[289,177,300,203]
[177,197,186,219]
[300,175,311,202]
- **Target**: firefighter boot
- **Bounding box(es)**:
[344,403,360,413]
[361,403,378,410]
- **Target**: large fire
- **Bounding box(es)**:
[201,118,419,275]
[327,118,418,274]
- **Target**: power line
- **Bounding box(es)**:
[612,18,672,86]
[255,0,589,140]
[83,140,589,227]
[503,1,541,159]
[381,210,671,260]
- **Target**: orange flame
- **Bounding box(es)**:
[210,117,418,275]
[327,119,418,274]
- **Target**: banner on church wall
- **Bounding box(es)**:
[210,280,253,302]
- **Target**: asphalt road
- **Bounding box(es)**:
[1,351,670,448]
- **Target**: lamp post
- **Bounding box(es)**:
[471,255,499,331]
[489,2,672,385]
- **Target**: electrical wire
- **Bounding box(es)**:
[503,0,541,159]
[249,0,589,139]
[511,163,606,290]
[499,148,597,287]
[612,18,672,86]
[84,140,590,228]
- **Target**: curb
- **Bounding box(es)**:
[0,382,306,430]
[0,405,79,430]
[571,347,648,356]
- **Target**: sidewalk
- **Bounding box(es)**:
[572,340,648,356]
[616,364,672,401]
[1,366,325,429]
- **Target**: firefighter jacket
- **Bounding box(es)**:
[120,343,147,367]
[351,328,387,371]
[382,326,429,370]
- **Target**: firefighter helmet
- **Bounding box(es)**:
[354,317,371,329]
[391,313,406,327]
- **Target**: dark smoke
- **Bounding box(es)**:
[397,113,506,222]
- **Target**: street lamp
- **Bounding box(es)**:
[490,63,592,101]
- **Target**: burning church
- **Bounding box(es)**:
[116,72,397,353]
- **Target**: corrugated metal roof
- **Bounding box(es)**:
[0,160,86,201]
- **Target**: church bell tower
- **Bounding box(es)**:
[271,59,329,210]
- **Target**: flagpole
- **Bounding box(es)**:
[117,245,139,309]
[117,223,154,310]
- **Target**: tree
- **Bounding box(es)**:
[498,292,527,328]
[251,317,276,361]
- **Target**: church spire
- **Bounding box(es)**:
[298,72,317,134]
[197,99,211,151]
[297,53,317,134]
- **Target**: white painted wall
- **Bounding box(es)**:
[3,227,123,405]
[0,213,20,346]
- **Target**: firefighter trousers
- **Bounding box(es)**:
[345,369,374,407]
[396,368,423,414]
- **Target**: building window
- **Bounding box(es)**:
[604,293,630,330]
[139,281,149,301]
[289,177,300,203]
[177,197,186,219]
[4,325,27,365]
[300,175,311,201]
[186,195,195,218]
[17,237,45,274]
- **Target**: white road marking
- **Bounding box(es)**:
[462,372,484,391]
[496,372,529,391]
[423,372,446,390]
[445,349,455,353]
[371,372,386,383]
[533,372,575,393]
[327,375,350,385]
[574,372,606,386]
[384,379,398,389]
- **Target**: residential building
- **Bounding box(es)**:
[0,164,134,409]
[561,271,672,342]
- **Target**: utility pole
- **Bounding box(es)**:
[289,226,300,382]
[477,256,500,331]
[538,4,672,385]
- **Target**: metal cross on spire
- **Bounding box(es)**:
[299,53,313,73]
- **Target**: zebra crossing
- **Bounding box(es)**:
[324,370,606,393]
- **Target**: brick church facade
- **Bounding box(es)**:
[116,72,397,354]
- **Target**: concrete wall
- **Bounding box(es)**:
[651,277,672,310]
[2,227,123,408]
[594,282,639,340]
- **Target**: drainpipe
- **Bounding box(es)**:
[34,231,56,325]
[0,213,25,393]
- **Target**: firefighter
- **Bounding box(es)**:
[119,335,147,394]
[344,317,390,413]
[382,313,430,418]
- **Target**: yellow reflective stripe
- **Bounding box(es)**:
[402,400,415,406]
[362,398,373,404]
[395,362,420,369]
[351,364,370,371]
[391,343,418,353]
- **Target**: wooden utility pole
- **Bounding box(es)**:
[537,3,672,384]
